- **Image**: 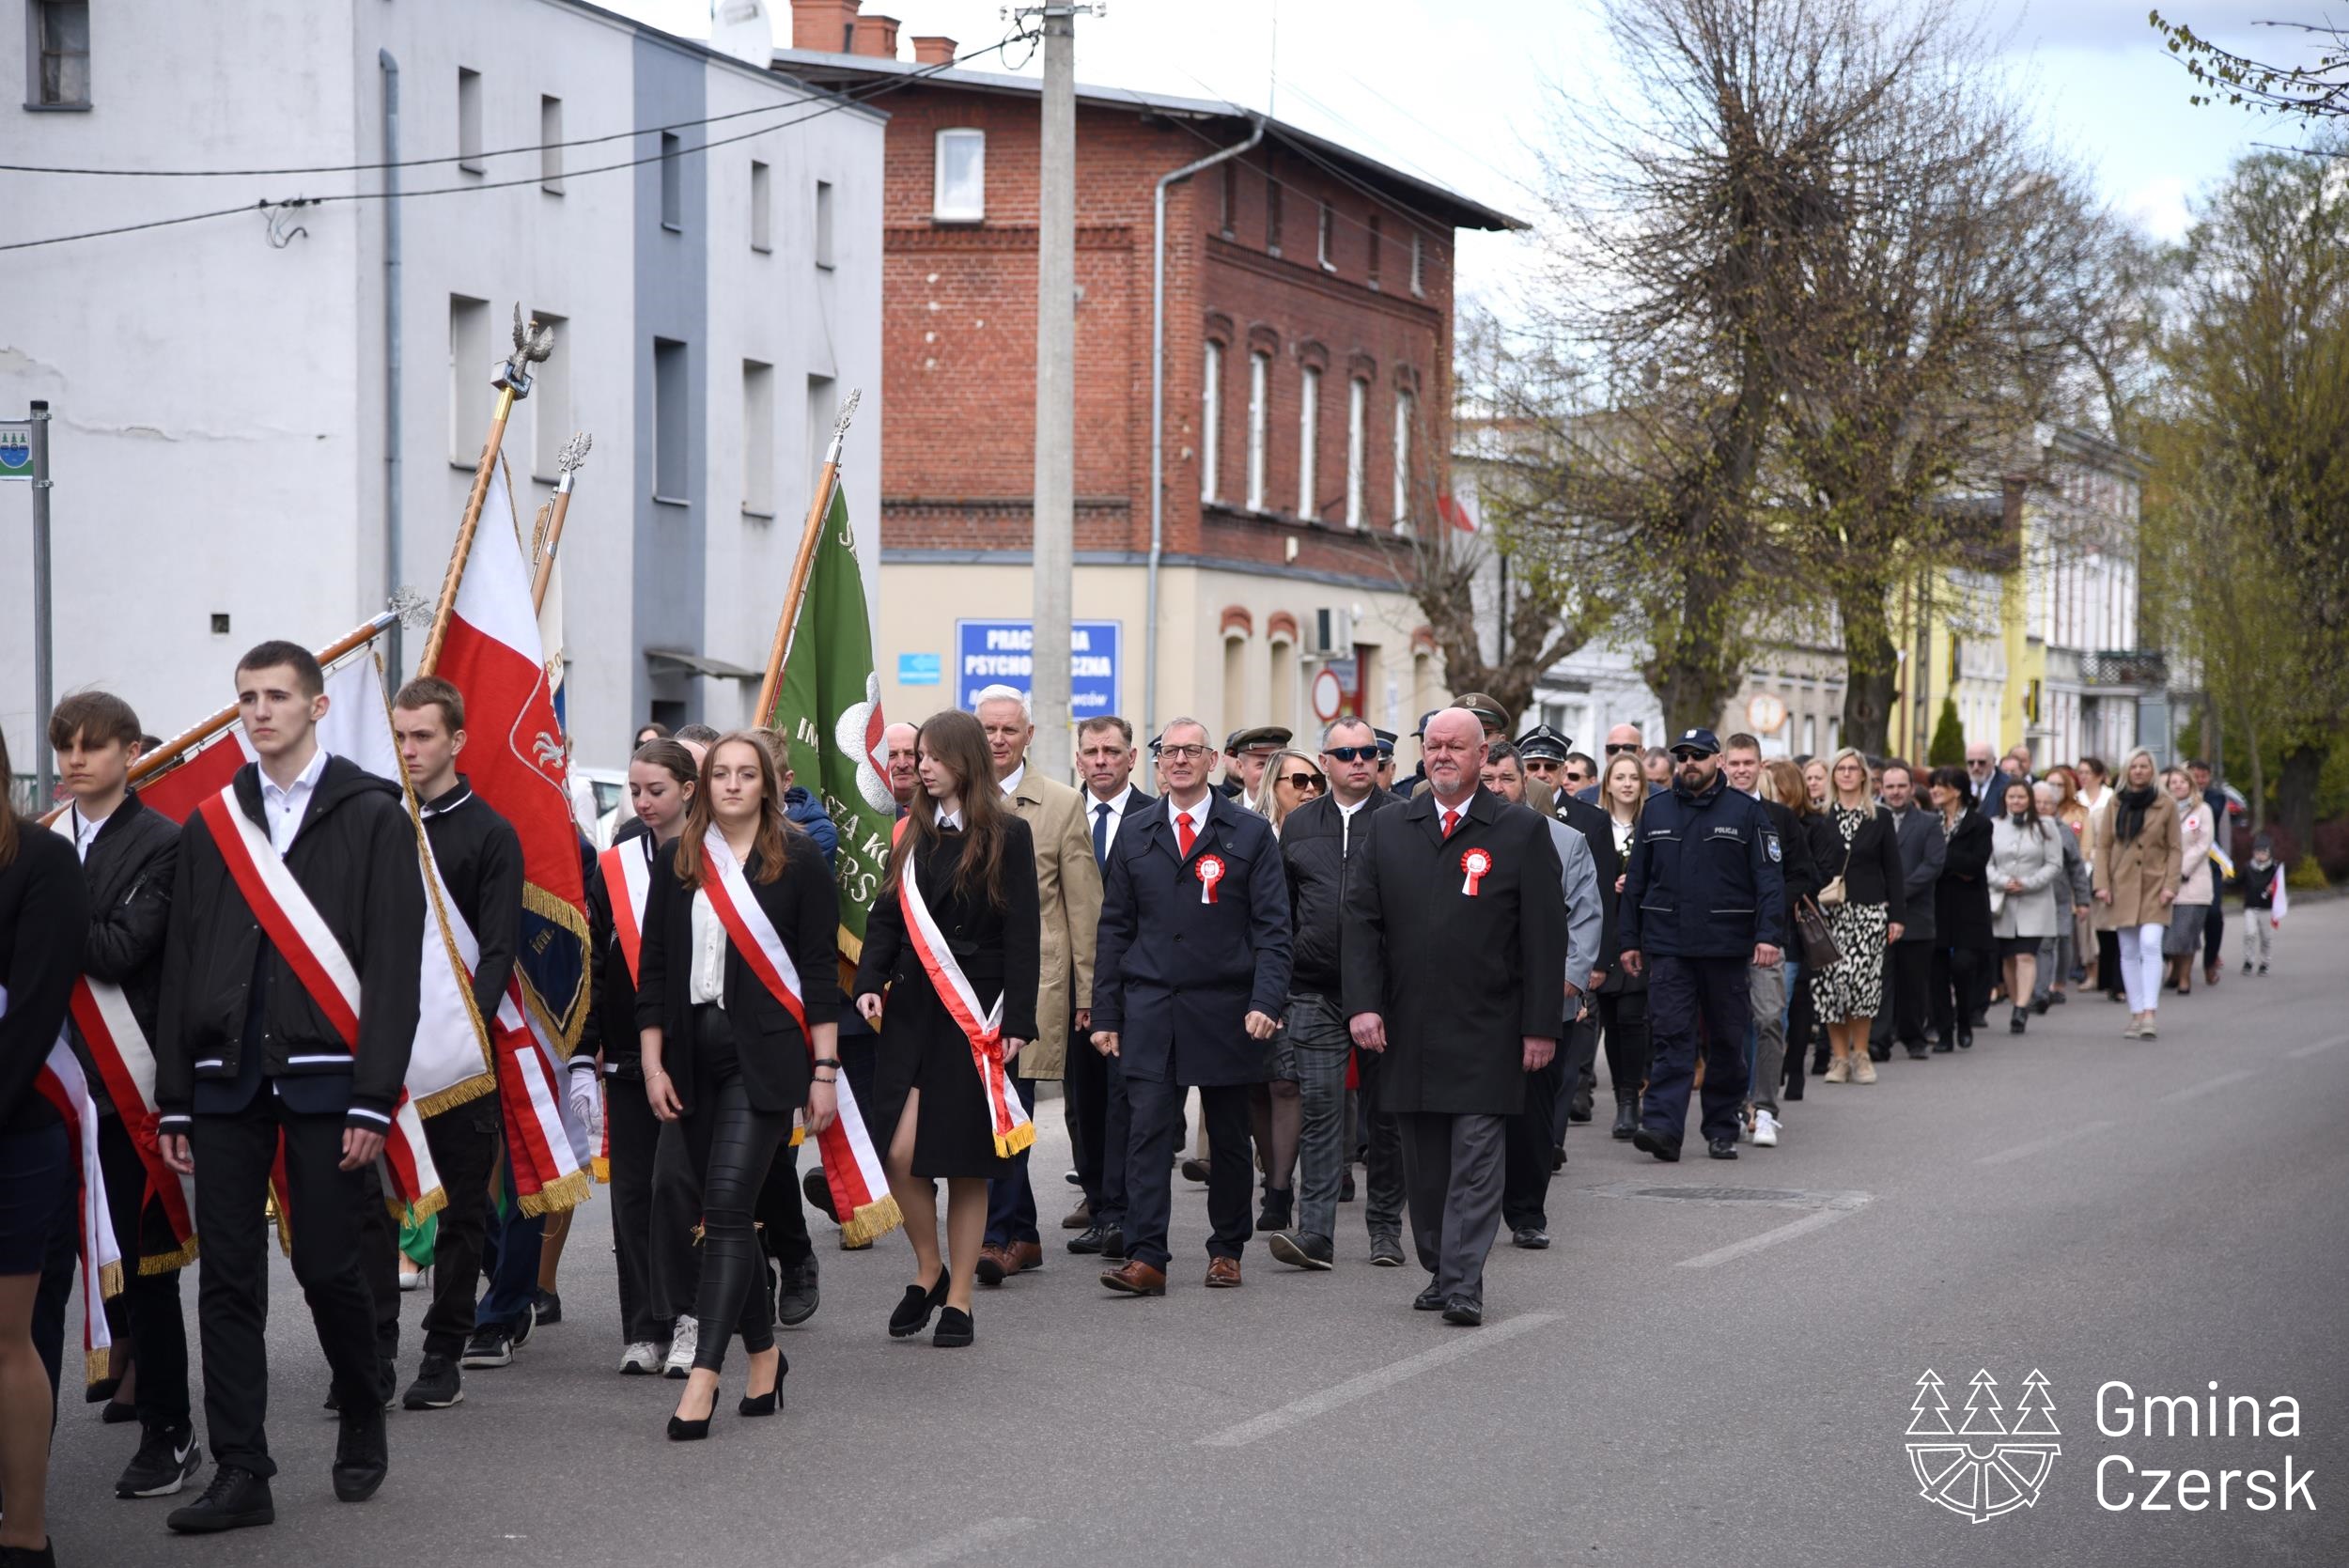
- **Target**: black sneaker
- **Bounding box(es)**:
[401,1354,463,1410]
[166,1464,274,1534]
[459,1325,514,1370]
[777,1259,821,1327]
[117,1424,203,1498]
[532,1288,563,1327]
[510,1301,537,1350]
[332,1400,388,1502]
[1267,1231,1335,1271]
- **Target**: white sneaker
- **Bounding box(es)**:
[619,1341,661,1375]
[1751,1109,1781,1148]
[663,1316,698,1379]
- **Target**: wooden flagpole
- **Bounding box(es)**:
[754,388,863,722]
[418,306,554,675]
[531,432,592,614]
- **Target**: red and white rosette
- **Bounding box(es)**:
[1460,846,1492,896]
[1195,853,1226,905]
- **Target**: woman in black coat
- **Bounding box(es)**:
[637,734,839,1438]
[0,727,92,1564]
[1810,748,1906,1084]
[1927,766,1994,1051]
[854,710,1040,1350]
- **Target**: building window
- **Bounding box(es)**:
[660,132,683,230]
[653,337,688,503]
[1201,341,1223,503]
[1297,365,1320,520]
[29,1,89,108]
[528,310,569,481]
[1409,232,1425,296]
[1266,172,1283,256]
[750,161,771,253]
[1245,350,1270,512]
[1268,635,1298,732]
[934,128,985,222]
[1220,161,1237,237]
[815,179,834,269]
[1317,203,1334,271]
[1222,632,1248,735]
[1345,377,1367,529]
[448,295,491,465]
[742,361,774,518]
[1392,389,1414,526]
[1366,214,1382,287]
[458,68,484,175]
[539,96,564,192]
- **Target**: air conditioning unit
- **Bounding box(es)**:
[1307,607,1353,656]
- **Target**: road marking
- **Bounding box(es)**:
[1197,1312,1561,1447]
[1975,1120,2117,1168]
[2286,1033,2349,1060]
[2160,1069,2257,1104]
[1675,1204,1863,1269]
[859,1518,1038,1568]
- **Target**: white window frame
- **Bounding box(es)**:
[1409,232,1425,297]
[933,128,986,222]
[1200,342,1223,503]
[29,0,91,109]
[1317,203,1334,271]
[1297,365,1320,520]
[1392,388,1413,527]
[1345,376,1368,530]
[1246,350,1270,512]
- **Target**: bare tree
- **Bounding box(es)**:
[2151,12,2349,120]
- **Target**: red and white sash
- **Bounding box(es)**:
[591,840,653,1180]
[697,828,900,1244]
[2,980,123,1385]
[194,785,442,1219]
[47,813,198,1271]
[895,841,1035,1158]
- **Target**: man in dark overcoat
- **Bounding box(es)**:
[1092,718,1293,1295]
[1341,708,1569,1326]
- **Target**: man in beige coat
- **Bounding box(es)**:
[972,684,1101,1281]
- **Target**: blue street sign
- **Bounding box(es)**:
[897,652,942,686]
[956,620,1121,719]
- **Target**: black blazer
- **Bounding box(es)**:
[0,826,91,1133]
[856,816,1043,1046]
[1552,791,1623,981]
[635,830,839,1117]
[69,792,179,1116]
[1815,802,1907,924]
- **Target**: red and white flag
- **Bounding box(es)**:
[4,984,124,1387]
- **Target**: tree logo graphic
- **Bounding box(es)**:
[1906,1369,2061,1522]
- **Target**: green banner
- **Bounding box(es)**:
[767,486,895,955]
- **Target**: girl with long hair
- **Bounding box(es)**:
[1595,752,1652,1130]
[2093,749,2181,1038]
[1987,779,2065,1034]
[2162,767,2217,997]
[1811,748,1906,1083]
[853,711,1041,1349]
[1248,750,1326,836]
[637,735,839,1436]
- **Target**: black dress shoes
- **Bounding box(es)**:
[331,1401,388,1502]
[1511,1227,1550,1250]
[1906,1045,1931,1061]
[1412,1281,1446,1311]
[1567,1083,1595,1123]
[1611,1097,1639,1139]
[167,1465,275,1534]
[1441,1298,1484,1327]
[888,1270,949,1339]
[1066,1222,1114,1254]
[1706,1138,1738,1160]
[1631,1126,1682,1163]
[1956,1027,1974,1049]
[933,1306,974,1348]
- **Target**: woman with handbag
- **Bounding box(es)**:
[1810,749,1906,1083]
[1927,767,1994,1051]
[1987,780,2066,1034]
[2093,748,2181,1038]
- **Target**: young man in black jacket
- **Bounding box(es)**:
[154,642,425,1534]
[386,677,521,1410]
[50,691,198,1500]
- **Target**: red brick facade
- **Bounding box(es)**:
[777,43,1513,590]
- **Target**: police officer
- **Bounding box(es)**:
[1516,723,1572,798]
[1372,729,1400,796]
[1618,728,1786,1162]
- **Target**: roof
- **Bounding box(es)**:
[770,48,1525,232]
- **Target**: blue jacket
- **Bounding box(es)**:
[1619,771,1786,957]
[785,785,839,870]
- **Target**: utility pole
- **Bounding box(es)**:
[1027,2,1093,780]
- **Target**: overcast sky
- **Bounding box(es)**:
[611,0,2323,304]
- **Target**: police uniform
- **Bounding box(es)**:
[1617,729,1786,1158]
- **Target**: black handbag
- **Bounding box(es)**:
[1794,894,1842,970]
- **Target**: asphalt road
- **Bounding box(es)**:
[45,899,2349,1567]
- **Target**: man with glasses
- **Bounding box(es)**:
[1578,723,1654,803]
[1515,724,1571,797]
[1560,753,1598,794]
[1267,718,1403,1271]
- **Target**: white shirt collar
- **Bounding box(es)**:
[1000,761,1026,798]
[1169,794,1210,833]
[1335,794,1367,819]
[1090,783,1134,814]
[70,803,109,860]
[259,747,330,853]
[937,806,965,831]
[261,747,329,808]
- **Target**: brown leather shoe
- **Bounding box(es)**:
[1099,1260,1166,1296]
[974,1245,1011,1287]
[1061,1200,1093,1230]
[1205,1256,1243,1289]
[1010,1241,1044,1274]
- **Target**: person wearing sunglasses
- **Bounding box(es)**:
[1577,724,1657,805]
[1514,723,1571,800]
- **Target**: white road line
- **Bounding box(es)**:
[1975,1119,2118,1168]
[2286,1033,2349,1060]
[2160,1069,2257,1104]
[1674,1204,1863,1269]
[1197,1312,1562,1447]
[859,1518,1039,1568]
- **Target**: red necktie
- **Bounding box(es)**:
[1441,809,1460,838]
[1178,815,1197,858]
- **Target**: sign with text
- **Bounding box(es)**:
[897,652,941,686]
[956,619,1121,719]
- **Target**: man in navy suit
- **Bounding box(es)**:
[1092,718,1293,1294]
[1066,716,1153,1256]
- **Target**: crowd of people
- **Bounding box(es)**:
[0,648,2290,1561]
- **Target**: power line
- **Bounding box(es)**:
[2,35,1028,254]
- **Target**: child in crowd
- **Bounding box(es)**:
[2238,833,2285,975]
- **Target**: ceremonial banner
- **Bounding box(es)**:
[429,458,592,1054]
[764,486,895,963]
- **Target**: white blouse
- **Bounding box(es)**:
[689,889,728,1007]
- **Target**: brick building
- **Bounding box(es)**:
[773,1,1521,748]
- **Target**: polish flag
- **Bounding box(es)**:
[1438,491,1478,533]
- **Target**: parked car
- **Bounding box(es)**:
[570,766,630,848]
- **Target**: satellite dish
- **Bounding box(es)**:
[712,0,774,66]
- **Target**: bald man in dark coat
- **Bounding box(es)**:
[1341,709,1568,1325]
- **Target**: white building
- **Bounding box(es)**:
[2,0,881,773]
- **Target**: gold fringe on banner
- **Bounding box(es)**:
[140,1237,199,1277]
[516,1166,591,1219]
[839,1193,905,1249]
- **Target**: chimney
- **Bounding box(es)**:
[788,0,860,54]
[910,34,957,65]
[850,13,901,58]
